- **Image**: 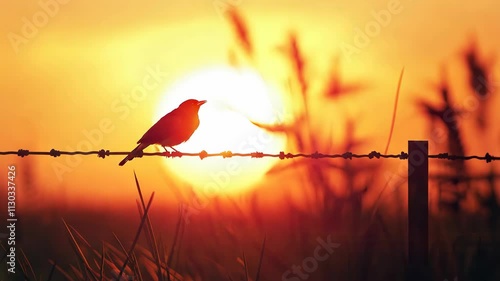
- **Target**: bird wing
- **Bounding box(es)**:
[137,108,186,145]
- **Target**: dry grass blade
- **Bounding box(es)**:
[286,33,307,95]
[103,241,128,267]
[112,232,143,280]
[112,233,132,265]
[20,249,36,280]
[134,170,146,210]
[250,120,297,133]
[369,68,406,223]
[69,264,84,280]
[99,243,105,281]
[384,67,405,154]
[324,55,367,99]
[176,205,188,258]
[242,250,249,281]
[49,260,75,281]
[134,171,164,281]
[167,204,185,272]
[117,191,156,281]
[416,99,441,118]
[255,234,266,281]
[226,8,253,57]
[464,41,490,97]
[68,225,94,250]
[46,260,57,281]
[62,218,98,281]
[17,253,32,281]
[158,236,167,268]
[132,252,145,281]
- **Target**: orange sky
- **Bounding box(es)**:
[1,0,499,208]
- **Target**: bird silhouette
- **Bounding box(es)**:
[119,99,206,166]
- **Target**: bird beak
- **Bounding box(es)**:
[197,100,207,106]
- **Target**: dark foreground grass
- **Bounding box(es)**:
[4,181,499,281]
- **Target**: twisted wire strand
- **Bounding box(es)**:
[1,149,498,163]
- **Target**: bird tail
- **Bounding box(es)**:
[119,143,147,166]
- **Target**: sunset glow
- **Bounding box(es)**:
[2,1,500,280]
[154,66,287,194]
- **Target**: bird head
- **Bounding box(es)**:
[178,99,207,112]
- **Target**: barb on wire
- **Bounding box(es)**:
[428,152,497,163]
[0,149,498,163]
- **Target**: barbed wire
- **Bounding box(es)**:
[430,173,500,181]
[0,149,498,163]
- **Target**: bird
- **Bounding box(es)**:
[119,99,207,166]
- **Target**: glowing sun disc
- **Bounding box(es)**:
[154,66,287,195]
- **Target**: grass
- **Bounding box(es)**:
[1,8,499,281]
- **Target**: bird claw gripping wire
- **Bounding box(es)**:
[171,151,183,158]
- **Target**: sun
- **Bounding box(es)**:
[154,66,288,195]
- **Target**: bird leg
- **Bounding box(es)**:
[162,146,180,153]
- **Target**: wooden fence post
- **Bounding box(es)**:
[408,140,429,281]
